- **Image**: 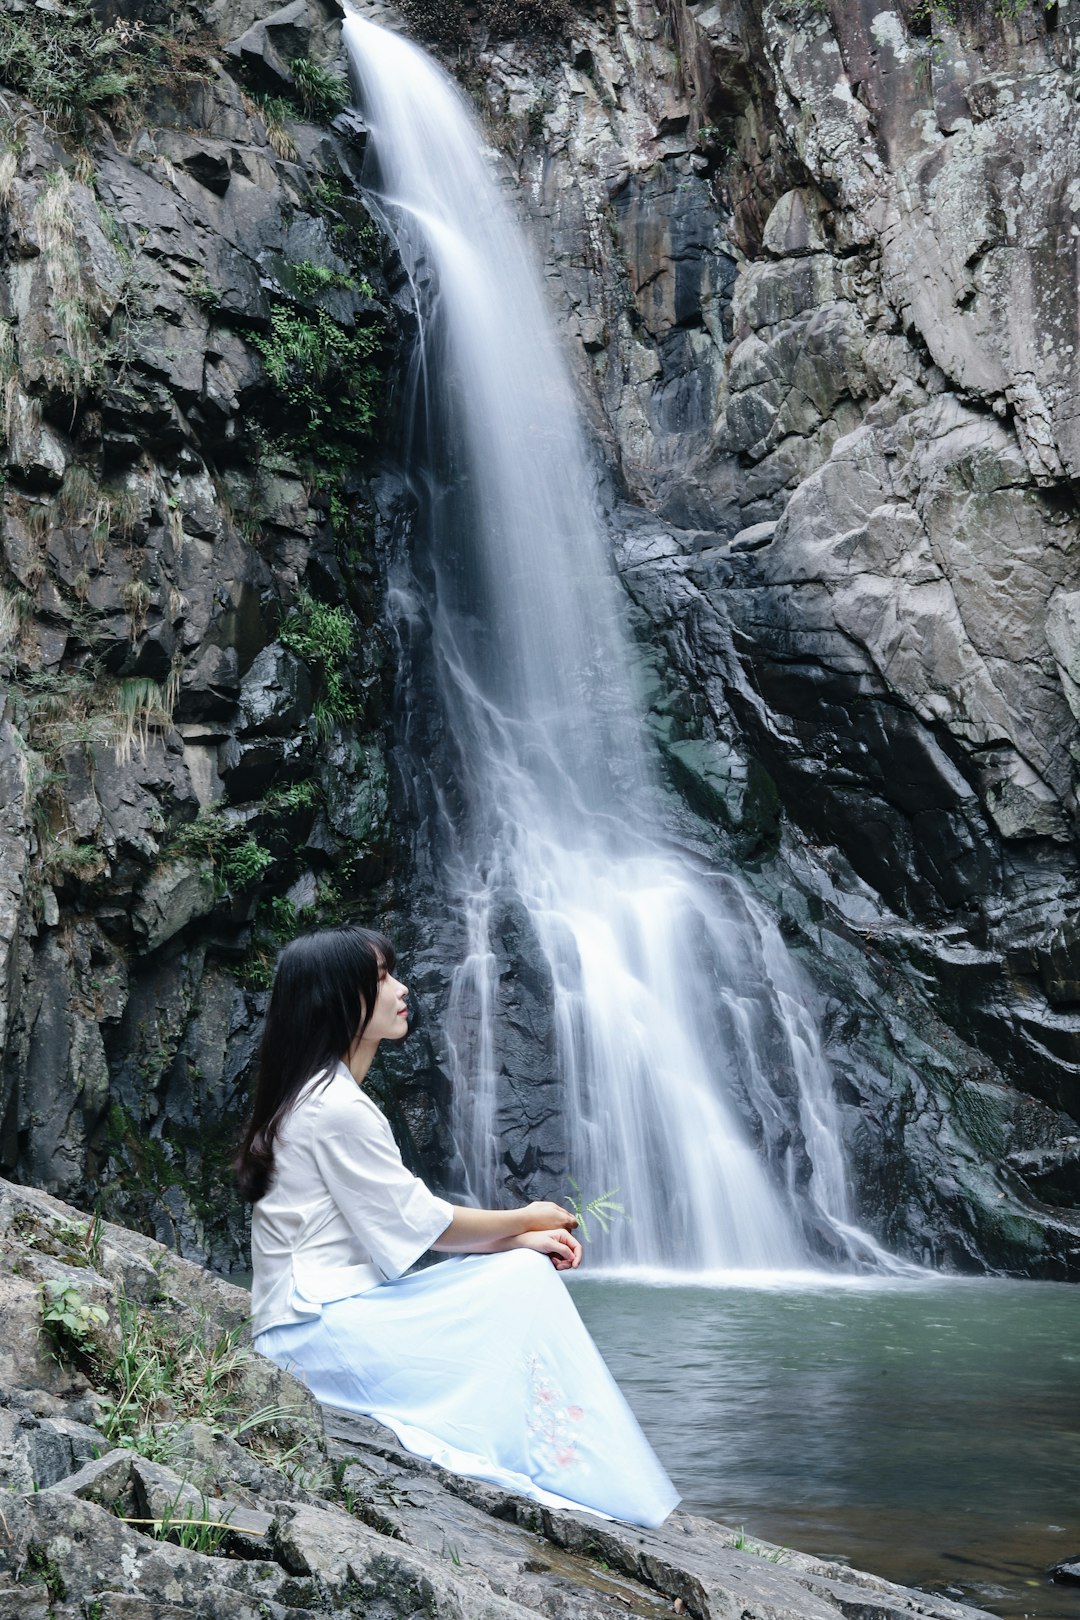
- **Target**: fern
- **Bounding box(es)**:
[566,1178,629,1243]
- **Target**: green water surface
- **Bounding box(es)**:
[571,1275,1080,1620]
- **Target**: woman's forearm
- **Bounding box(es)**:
[431,1204,530,1252]
[431,1200,576,1254]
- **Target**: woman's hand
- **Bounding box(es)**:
[513,1227,583,1270]
[519,1200,578,1234]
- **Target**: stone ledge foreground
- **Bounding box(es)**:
[0,1176,992,1620]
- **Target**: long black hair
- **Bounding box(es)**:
[234,924,395,1203]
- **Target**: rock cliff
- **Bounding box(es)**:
[0,0,446,1267]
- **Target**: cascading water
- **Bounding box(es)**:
[344,13,890,1273]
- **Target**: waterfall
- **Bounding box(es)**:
[343,14,888,1273]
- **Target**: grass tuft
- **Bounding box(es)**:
[290,57,350,122]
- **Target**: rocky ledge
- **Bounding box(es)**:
[0,1172,993,1620]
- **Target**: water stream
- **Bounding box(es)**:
[343,15,891,1272]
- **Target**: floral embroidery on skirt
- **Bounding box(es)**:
[527,1353,586,1471]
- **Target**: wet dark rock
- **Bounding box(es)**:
[224,0,344,95]
[237,645,316,738]
[486,889,565,1195]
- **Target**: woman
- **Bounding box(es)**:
[237,924,678,1527]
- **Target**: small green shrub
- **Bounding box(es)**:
[14,1208,104,1269]
[222,837,274,889]
[129,1486,231,1554]
[0,6,213,142]
[167,812,273,895]
[315,173,351,212]
[292,259,367,298]
[135,1490,258,1553]
[264,778,320,814]
[249,92,298,160]
[280,590,353,664]
[0,6,135,136]
[93,1296,316,1467]
[168,807,230,867]
[290,56,350,121]
[313,178,382,264]
[280,589,358,733]
[23,1544,67,1605]
[186,268,221,312]
[41,837,107,882]
[241,892,303,988]
[40,1279,108,1352]
[252,306,381,446]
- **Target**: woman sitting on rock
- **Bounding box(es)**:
[235,923,678,1528]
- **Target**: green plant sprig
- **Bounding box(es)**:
[566,1178,629,1243]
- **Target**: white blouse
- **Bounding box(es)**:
[250,1061,454,1336]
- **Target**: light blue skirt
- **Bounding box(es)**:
[254,1248,679,1528]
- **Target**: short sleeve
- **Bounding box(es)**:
[312,1088,452,1280]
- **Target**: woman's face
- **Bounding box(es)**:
[364,959,409,1044]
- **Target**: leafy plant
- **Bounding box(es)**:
[290,56,350,122]
[167,806,230,867]
[167,811,273,896]
[40,1279,108,1351]
[0,5,136,137]
[23,1544,67,1605]
[279,590,352,664]
[123,1486,235,1553]
[292,259,367,298]
[186,267,221,312]
[730,1525,790,1562]
[113,672,177,762]
[252,305,381,447]
[313,177,382,264]
[248,92,298,160]
[279,589,359,733]
[17,1208,105,1269]
[96,1297,314,1466]
[41,836,107,883]
[264,778,320,814]
[566,1179,629,1242]
[222,837,274,890]
[0,5,213,143]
